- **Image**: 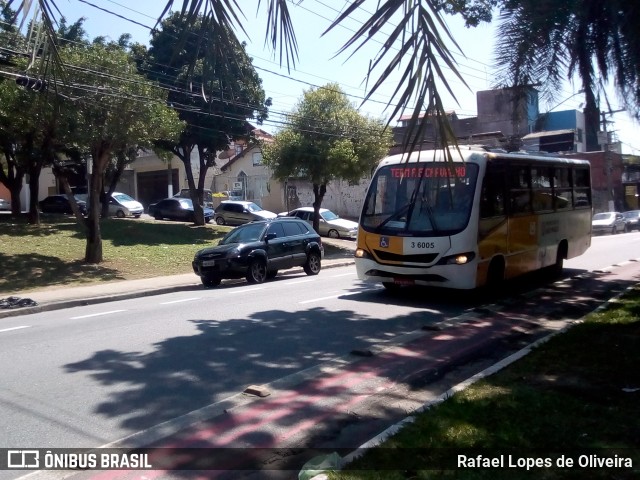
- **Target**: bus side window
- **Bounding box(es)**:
[532,167,553,212]
[480,164,505,218]
[553,167,572,210]
[573,167,592,208]
[508,165,531,215]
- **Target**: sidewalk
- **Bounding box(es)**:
[0,255,356,319]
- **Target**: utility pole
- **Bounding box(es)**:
[601,109,625,211]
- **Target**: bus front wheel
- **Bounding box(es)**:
[486,258,505,291]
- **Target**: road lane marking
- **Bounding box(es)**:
[299,294,341,304]
[70,310,126,319]
[229,287,265,294]
[160,297,201,305]
[0,326,30,333]
[330,272,356,277]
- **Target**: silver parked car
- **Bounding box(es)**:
[108,192,144,218]
[282,207,359,239]
[214,200,277,225]
[591,211,627,235]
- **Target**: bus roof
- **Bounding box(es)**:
[378,147,591,168]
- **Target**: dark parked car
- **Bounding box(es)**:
[192,217,323,287]
[622,210,640,231]
[148,198,213,223]
[39,195,87,215]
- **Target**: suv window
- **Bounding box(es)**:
[282,221,304,236]
[266,222,286,238]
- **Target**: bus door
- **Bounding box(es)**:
[478,162,508,281]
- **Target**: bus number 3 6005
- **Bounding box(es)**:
[411,242,435,249]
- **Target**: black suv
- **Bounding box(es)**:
[192,217,323,287]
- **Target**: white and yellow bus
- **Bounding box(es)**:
[355,147,592,290]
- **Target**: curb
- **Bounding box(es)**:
[0,259,355,319]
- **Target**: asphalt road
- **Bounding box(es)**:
[1,232,640,480]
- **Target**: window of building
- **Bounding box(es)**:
[252,152,263,166]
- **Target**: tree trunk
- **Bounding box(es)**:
[312,184,327,235]
[174,144,203,226]
[85,145,111,263]
[0,150,25,217]
[193,145,212,226]
[27,163,43,225]
[59,175,87,225]
[9,183,22,217]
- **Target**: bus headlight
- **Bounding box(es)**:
[454,254,469,265]
[437,252,475,265]
[355,248,371,259]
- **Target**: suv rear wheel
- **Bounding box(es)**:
[246,259,267,283]
[303,251,321,275]
[215,216,226,225]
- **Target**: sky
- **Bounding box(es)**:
[47,0,639,154]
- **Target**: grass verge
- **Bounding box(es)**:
[331,287,640,479]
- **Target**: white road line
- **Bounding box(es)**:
[160,297,201,305]
[330,272,356,277]
[0,326,30,333]
[299,294,341,304]
[229,287,265,294]
[288,279,316,285]
[70,310,126,319]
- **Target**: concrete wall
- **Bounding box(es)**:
[283,177,370,220]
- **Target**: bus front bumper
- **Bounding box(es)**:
[355,257,477,290]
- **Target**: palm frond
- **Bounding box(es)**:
[324,0,466,155]
[260,0,298,70]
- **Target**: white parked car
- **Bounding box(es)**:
[108,192,144,218]
[591,211,627,235]
[282,207,359,239]
[0,198,10,211]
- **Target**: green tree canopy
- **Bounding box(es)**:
[140,11,271,225]
[263,83,392,233]
[56,42,184,263]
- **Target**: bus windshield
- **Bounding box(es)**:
[361,162,479,236]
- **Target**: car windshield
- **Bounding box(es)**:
[321,210,339,221]
[593,213,613,220]
[623,211,639,218]
[220,223,266,245]
[246,202,263,212]
[113,193,135,202]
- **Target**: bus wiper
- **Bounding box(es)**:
[375,203,412,231]
[420,199,439,231]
